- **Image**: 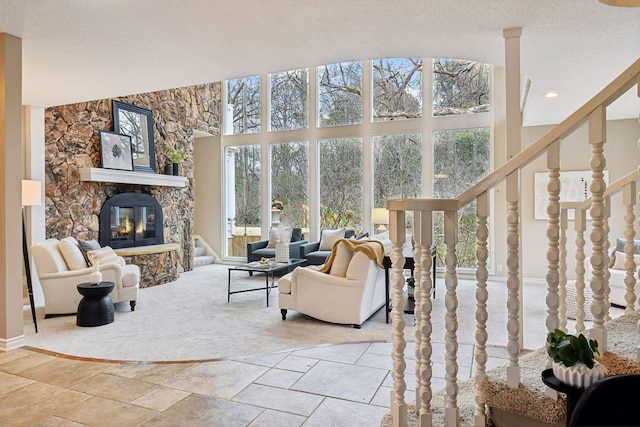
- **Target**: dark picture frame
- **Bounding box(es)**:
[113,100,156,173]
[99,130,134,171]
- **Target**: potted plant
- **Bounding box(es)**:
[165,148,188,175]
[546,329,608,388]
[406,276,415,298]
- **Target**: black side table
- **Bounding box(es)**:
[541,368,586,422]
[76,282,115,327]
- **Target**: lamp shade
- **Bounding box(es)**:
[599,0,640,6]
[371,208,389,225]
[22,180,42,207]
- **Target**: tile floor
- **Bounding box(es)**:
[0,341,510,427]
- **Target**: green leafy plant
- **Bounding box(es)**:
[166,148,188,163]
[406,276,415,289]
[547,329,600,368]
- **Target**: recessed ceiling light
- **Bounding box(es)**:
[544,91,559,98]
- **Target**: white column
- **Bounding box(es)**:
[622,183,637,314]
[574,208,587,333]
[474,192,489,427]
[588,106,608,352]
[390,209,407,427]
[443,209,459,427]
[0,33,25,352]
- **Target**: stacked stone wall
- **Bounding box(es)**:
[44,83,221,274]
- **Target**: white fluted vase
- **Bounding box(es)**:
[552,360,608,388]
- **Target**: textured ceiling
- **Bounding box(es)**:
[1,0,639,126]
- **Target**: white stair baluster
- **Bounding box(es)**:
[623,183,637,314]
[443,209,459,427]
[474,193,489,427]
[506,172,521,389]
[574,207,587,333]
[559,208,568,331]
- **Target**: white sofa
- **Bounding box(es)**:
[278,240,386,328]
[31,237,140,317]
[606,240,640,307]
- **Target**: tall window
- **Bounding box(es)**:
[223,57,492,262]
[270,69,309,131]
[227,76,261,134]
[372,58,422,121]
[270,142,309,228]
[226,145,261,257]
[432,58,490,116]
[319,138,363,231]
[373,133,423,225]
[433,127,490,267]
[318,61,363,126]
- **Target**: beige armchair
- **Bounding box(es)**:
[31,237,140,317]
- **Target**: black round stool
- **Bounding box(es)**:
[76,282,115,327]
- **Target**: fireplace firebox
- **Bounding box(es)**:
[99,193,164,248]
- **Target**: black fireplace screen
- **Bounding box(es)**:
[100,193,163,248]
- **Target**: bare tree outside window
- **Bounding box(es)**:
[227,76,261,134]
[373,58,422,121]
[271,142,309,228]
[433,127,490,267]
[227,145,261,257]
[270,69,309,131]
[433,58,491,116]
[318,61,362,127]
[373,133,422,229]
[319,138,363,231]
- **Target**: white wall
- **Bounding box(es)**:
[514,118,640,280]
[194,134,223,258]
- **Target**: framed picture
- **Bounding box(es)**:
[99,130,134,171]
[113,100,156,173]
[534,169,609,220]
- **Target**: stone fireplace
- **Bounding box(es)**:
[44,82,222,276]
[99,192,164,249]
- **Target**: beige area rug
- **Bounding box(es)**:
[25,264,555,362]
[380,311,640,427]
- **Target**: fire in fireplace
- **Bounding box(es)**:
[99,193,164,248]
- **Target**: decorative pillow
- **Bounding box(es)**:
[58,237,88,270]
[78,239,101,264]
[267,224,294,248]
[330,241,354,277]
[290,227,303,243]
[319,228,345,251]
[611,251,640,271]
[87,246,125,267]
[346,251,371,280]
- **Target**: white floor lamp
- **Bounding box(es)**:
[22,180,42,333]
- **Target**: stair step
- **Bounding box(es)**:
[194,255,214,268]
[194,247,207,257]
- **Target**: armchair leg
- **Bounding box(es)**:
[353,324,361,329]
[130,300,136,311]
[281,309,287,320]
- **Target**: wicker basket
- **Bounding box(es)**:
[565,280,593,321]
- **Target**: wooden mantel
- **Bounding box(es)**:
[79,168,187,187]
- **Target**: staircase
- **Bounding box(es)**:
[193,234,219,267]
[387,58,640,426]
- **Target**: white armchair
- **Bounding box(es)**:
[278,239,386,328]
[31,238,140,317]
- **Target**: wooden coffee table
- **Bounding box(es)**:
[228,259,305,307]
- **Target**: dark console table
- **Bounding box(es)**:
[384,245,436,323]
[76,282,115,327]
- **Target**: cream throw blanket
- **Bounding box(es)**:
[318,238,386,273]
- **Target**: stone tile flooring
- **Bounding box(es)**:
[0,342,510,426]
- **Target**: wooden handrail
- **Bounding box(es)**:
[456,58,640,208]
